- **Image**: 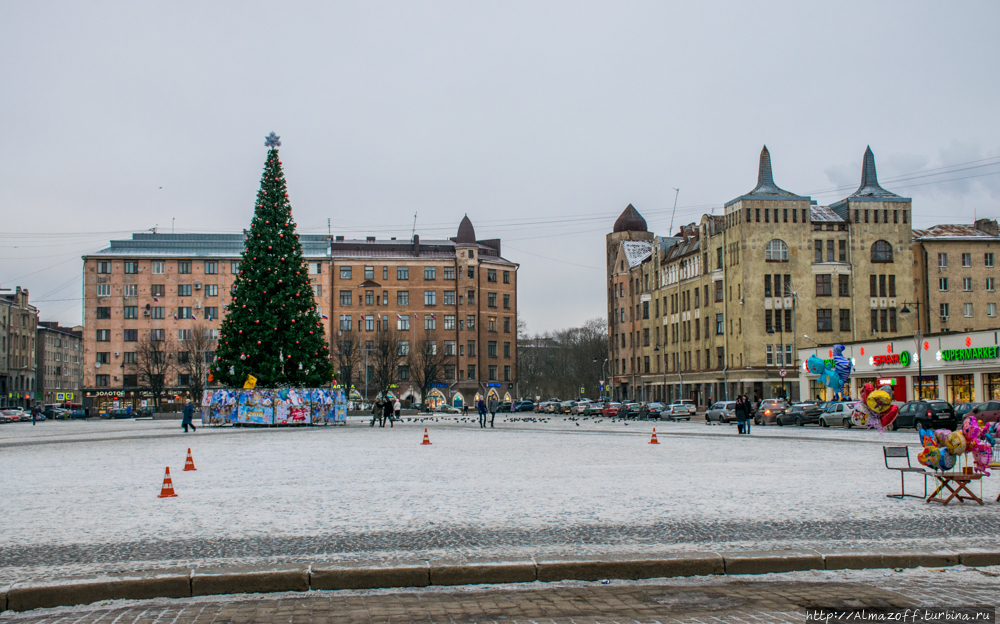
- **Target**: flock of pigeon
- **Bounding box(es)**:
[400,415,640,427]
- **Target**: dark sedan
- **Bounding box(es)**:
[894,400,958,431]
[775,403,823,426]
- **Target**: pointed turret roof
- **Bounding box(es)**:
[724,146,808,206]
[613,204,648,233]
[831,146,909,209]
[456,214,477,244]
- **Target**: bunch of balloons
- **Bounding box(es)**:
[805,345,853,401]
[851,382,898,430]
[917,416,996,474]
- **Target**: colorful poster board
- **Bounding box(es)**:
[273,388,310,424]
[237,390,273,425]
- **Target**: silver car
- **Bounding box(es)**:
[705,401,738,423]
[818,401,856,428]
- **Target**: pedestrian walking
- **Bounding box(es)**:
[477,398,487,428]
[382,397,394,428]
[734,396,746,434]
[488,396,498,428]
[745,394,754,435]
[181,398,196,433]
[393,398,401,423]
[463,403,469,417]
[31,406,38,426]
[370,398,381,427]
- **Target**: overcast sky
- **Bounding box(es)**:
[2,1,998,333]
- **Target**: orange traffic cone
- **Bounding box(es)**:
[157,467,178,498]
[183,448,197,471]
[649,428,660,445]
[420,428,432,445]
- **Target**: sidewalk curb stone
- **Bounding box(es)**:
[310,561,430,591]
[430,559,536,586]
[822,549,959,570]
[190,564,309,597]
[536,552,724,582]
[723,549,824,575]
[6,570,190,612]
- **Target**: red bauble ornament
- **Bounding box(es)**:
[255,320,260,324]
[257,341,261,345]
[278,280,282,283]
[242,305,246,308]
[268,246,272,250]
[309,331,313,335]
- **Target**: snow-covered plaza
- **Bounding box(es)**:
[2,416,998,583]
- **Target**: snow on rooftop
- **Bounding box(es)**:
[622,241,653,267]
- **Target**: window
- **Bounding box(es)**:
[339,315,352,331]
[714,281,723,302]
[963,277,972,292]
[444,291,456,305]
[467,315,476,329]
[879,274,887,297]
[151,307,164,319]
[97,261,111,274]
[341,266,352,279]
[816,274,832,296]
[96,375,110,387]
[838,274,849,297]
[504,365,511,381]
[488,341,497,357]
[148,284,165,298]
[383,266,388,280]
[939,278,949,292]
[765,239,788,261]
[503,317,511,333]
[766,344,773,365]
[96,307,111,320]
[124,261,139,274]
[716,314,723,335]
[467,365,476,380]
[486,292,496,308]
[444,267,455,280]
[152,261,165,274]
[96,329,110,342]
[205,284,218,297]
[97,284,111,297]
[204,261,218,275]
[424,291,436,305]
[363,266,374,280]
[987,278,996,291]
[313,284,323,297]
[124,306,138,319]
[121,329,137,342]
[424,315,436,330]
[123,284,137,297]
[363,290,373,306]
[178,307,192,319]
[488,317,497,332]
[398,365,410,381]
[467,266,474,279]
[503,294,510,309]
[178,284,192,297]
[336,290,350,306]
[986,253,995,268]
[988,302,997,317]
[938,253,948,268]
[826,240,834,262]
[962,253,972,267]
[503,341,511,358]
[838,240,847,262]
[204,306,218,320]
[178,329,191,341]
[397,266,409,280]
[765,310,773,333]
[487,269,497,282]
[444,314,456,330]
[889,274,896,297]
[814,240,823,263]
[444,340,456,355]
[365,315,375,331]
[871,240,893,263]
[123,352,138,365]
[940,303,950,320]
[503,270,510,284]
[964,303,974,318]
[177,261,191,274]
[424,267,436,280]
[151,329,165,341]
[398,341,410,356]
[467,341,476,356]
[817,309,833,332]
[488,365,497,381]
[397,315,409,330]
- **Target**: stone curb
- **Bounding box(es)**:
[4,549,999,613]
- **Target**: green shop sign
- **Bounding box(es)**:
[940,346,999,362]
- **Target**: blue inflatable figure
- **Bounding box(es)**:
[805,354,843,400]
[831,345,853,398]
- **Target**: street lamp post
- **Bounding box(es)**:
[899,301,924,400]
[653,345,666,404]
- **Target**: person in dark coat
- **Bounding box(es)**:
[31,406,38,426]
[488,396,498,428]
[182,398,196,433]
[477,398,487,428]
[382,397,394,428]
[734,396,747,434]
[370,398,382,427]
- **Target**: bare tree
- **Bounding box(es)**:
[131,332,176,409]
[369,324,403,400]
[516,317,608,400]
[407,336,453,409]
[334,327,362,395]
[178,322,218,405]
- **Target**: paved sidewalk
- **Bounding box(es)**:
[3,567,997,623]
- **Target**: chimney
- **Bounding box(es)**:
[366,236,375,242]
[975,218,999,236]
[413,234,420,256]
[335,235,344,241]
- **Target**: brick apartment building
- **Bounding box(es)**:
[81,217,518,412]
[1,286,39,409]
[36,322,83,406]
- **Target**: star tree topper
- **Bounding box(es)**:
[265,132,281,148]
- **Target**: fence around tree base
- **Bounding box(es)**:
[202,388,347,426]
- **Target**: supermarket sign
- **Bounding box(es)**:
[939,346,999,362]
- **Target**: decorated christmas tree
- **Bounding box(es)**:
[213,133,333,387]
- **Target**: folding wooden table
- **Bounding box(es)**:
[926,472,984,506]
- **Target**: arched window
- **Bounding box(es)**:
[764,239,788,262]
[871,240,893,263]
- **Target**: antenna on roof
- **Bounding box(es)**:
[172,218,175,234]
[328,218,331,237]
[668,188,680,235]
[411,212,418,239]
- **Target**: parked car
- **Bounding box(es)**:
[615,402,640,419]
[513,399,534,412]
[0,411,15,423]
[497,401,513,413]
[818,401,856,428]
[583,401,605,416]
[894,400,959,431]
[601,402,622,418]
[103,408,132,419]
[536,398,560,413]
[753,399,789,425]
[572,400,593,415]
[705,401,738,423]
[954,402,980,419]
[775,403,824,426]
[41,407,66,420]
[556,400,577,414]
[645,402,666,420]
[667,400,696,421]
[3,409,25,422]
[969,401,1000,424]
[435,404,461,414]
